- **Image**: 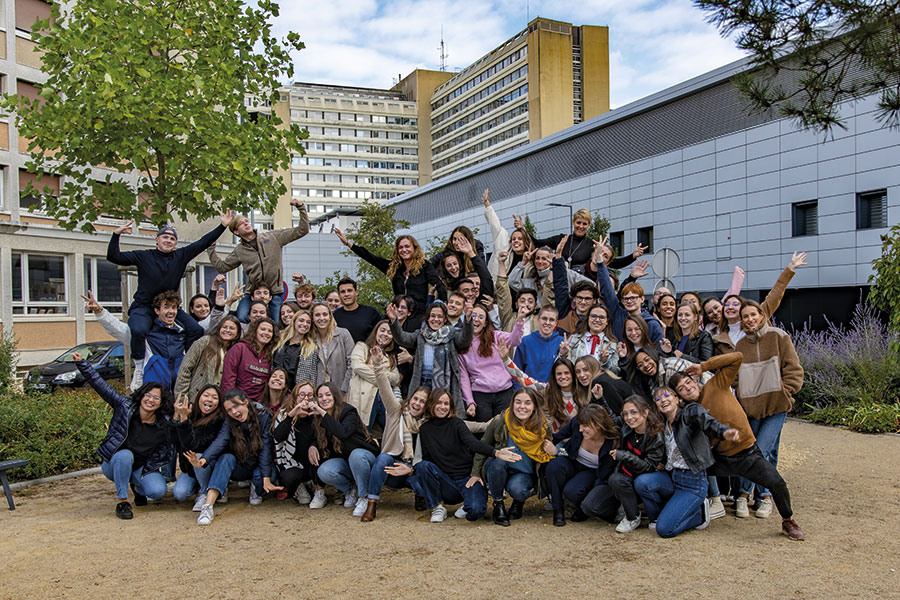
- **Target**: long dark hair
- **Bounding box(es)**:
[243,317,278,363]
[198,315,242,375]
[190,384,223,427]
[222,389,262,463]
[465,303,496,358]
[622,394,664,437]
[575,303,618,342]
[312,382,374,458]
[365,319,396,367]
[576,403,620,447]
[131,382,174,418]
[260,368,290,413]
[545,358,579,424]
[423,387,457,419]
[506,388,547,436]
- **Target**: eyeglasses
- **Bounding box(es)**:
[588,314,607,321]
[469,313,487,321]
[143,393,161,401]
[622,296,641,302]
[297,392,314,399]
[574,295,595,302]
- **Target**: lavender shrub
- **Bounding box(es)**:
[789,302,900,408]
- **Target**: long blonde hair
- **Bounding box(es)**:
[386,235,425,279]
[311,302,336,345]
[277,309,318,359]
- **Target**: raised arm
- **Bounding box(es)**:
[105,220,138,266]
[723,266,745,301]
[482,189,509,279]
[761,252,806,320]
[74,358,129,409]
[272,200,310,247]
[349,243,390,274]
[698,351,743,391]
[424,261,447,303]
[181,223,227,262]
[206,245,242,275]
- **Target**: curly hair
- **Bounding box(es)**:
[386,235,425,279]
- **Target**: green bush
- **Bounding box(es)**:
[805,402,900,434]
[0,329,18,391]
[0,385,113,482]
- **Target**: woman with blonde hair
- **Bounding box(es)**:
[310,302,355,394]
[273,309,320,389]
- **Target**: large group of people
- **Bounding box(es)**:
[74,190,807,541]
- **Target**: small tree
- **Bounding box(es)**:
[340,201,410,310]
[3,0,307,230]
[522,214,537,239]
[695,0,900,132]
[0,330,18,391]
[868,223,900,355]
[586,210,611,242]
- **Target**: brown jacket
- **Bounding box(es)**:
[697,353,755,457]
[207,204,309,294]
[713,265,795,355]
[735,324,803,419]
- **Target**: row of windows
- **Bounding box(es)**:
[291,186,412,199]
[303,126,417,140]
[431,46,527,110]
[291,156,417,170]
[791,189,888,237]
[302,142,417,156]
[290,110,417,126]
[432,84,529,142]
[432,65,529,126]
[433,122,529,171]
[433,102,529,156]
[291,173,418,185]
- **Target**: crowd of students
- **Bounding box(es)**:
[73,190,807,540]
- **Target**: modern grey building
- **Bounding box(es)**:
[383,55,897,329]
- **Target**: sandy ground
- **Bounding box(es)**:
[1,419,898,599]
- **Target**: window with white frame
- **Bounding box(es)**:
[196,264,219,295]
[11,252,68,314]
[83,256,122,313]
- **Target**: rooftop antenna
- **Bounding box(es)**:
[438,25,448,71]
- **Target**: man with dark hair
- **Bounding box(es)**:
[332,277,382,343]
[445,291,467,328]
[513,306,564,383]
[555,279,600,334]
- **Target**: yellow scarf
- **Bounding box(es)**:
[504,409,553,463]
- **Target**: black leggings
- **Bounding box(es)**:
[609,471,640,520]
[277,466,308,497]
[472,387,514,422]
[709,445,792,519]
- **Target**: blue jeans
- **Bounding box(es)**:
[414,460,487,520]
[368,393,386,431]
[128,303,203,360]
[235,293,283,324]
[317,448,376,496]
[172,462,213,501]
[485,457,534,502]
[739,411,786,498]
[367,453,412,500]
[207,453,263,496]
[101,449,167,501]
[635,469,707,538]
[544,455,596,512]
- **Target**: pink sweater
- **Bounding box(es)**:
[458,320,524,406]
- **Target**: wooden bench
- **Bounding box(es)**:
[0,460,30,510]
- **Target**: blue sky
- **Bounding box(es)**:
[271,0,747,109]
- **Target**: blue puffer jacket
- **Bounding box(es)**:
[75,360,175,475]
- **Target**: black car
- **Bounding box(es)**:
[25,341,126,392]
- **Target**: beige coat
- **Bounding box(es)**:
[346,342,401,431]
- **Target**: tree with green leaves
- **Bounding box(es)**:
[2,0,306,230]
[333,201,410,310]
[868,224,900,352]
[695,0,900,132]
[586,210,611,242]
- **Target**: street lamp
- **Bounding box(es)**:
[547,202,573,239]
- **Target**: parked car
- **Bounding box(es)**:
[25,341,125,392]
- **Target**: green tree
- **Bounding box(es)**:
[586,210,611,242]
[339,201,410,310]
[695,0,900,132]
[868,224,900,354]
[2,0,306,230]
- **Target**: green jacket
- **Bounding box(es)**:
[207,205,309,294]
[471,413,553,498]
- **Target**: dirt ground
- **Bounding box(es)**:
[2,419,898,599]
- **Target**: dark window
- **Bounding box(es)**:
[792,201,818,237]
[609,231,624,258]
[856,189,887,230]
[637,226,653,254]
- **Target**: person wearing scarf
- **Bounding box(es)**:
[471,388,555,526]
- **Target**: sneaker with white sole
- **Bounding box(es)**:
[295,483,312,505]
[352,497,369,517]
[309,489,327,509]
[708,496,726,520]
[454,506,467,519]
[343,488,358,508]
[648,520,657,531]
[249,486,262,506]
[694,498,711,530]
[735,497,750,518]
[756,497,773,519]
[430,504,447,523]
[192,493,207,512]
[197,504,214,526]
[616,514,641,533]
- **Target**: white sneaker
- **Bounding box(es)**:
[343,488,358,508]
[616,514,641,533]
[197,504,214,525]
[249,486,262,506]
[735,497,750,518]
[430,504,447,523]
[192,493,207,512]
[309,489,327,509]
[352,497,369,517]
[708,496,726,520]
[648,521,657,531]
[454,506,467,519]
[294,483,312,505]
[756,497,773,519]
[695,498,711,530]
[219,487,228,504]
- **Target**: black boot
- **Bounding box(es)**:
[131,483,147,507]
[115,501,133,520]
[492,501,510,526]
[508,499,524,520]
[553,509,566,527]
[570,507,589,522]
[414,495,427,511]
